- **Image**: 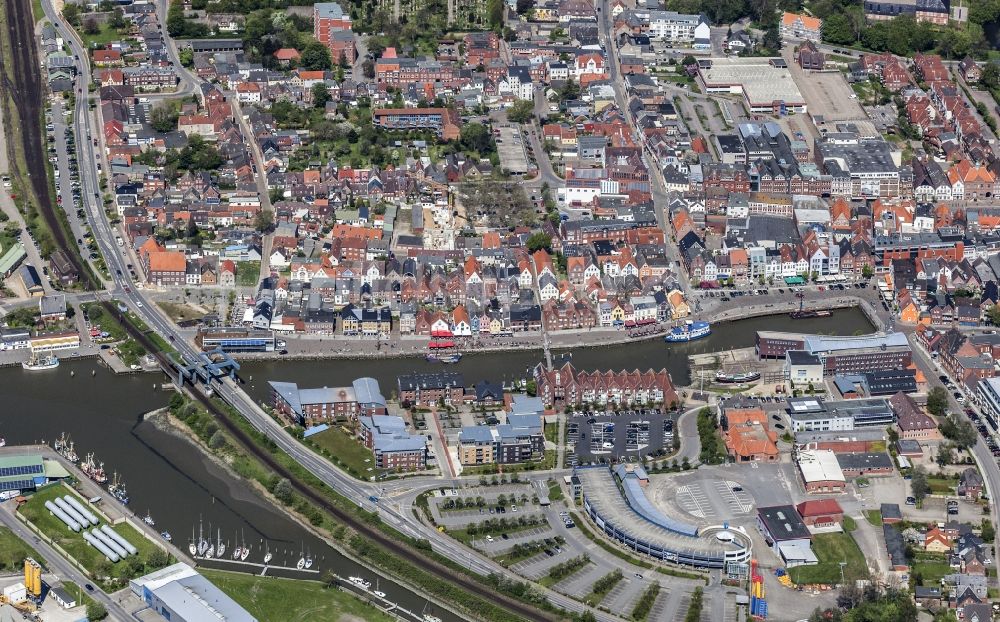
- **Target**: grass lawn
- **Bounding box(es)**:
[0,526,43,572]
[82,303,128,342]
[81,24,125,50]
[307,426,379,479]
[157,302,204,323]
[788,532,869,586]
[18,484,172,588]
[201,569,397,622]
[912,561,952,586]
[842,516,857,532]
[927,477,957,495]
[548,480,564,501]
[237,261,261,287]
[864,510,882,526]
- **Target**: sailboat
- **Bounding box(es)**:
[205,523,215,558]
[142,510,155,527]
[422,603,442,622]
[232,530,242,560]
[216,528,225,558]
[188,525,197,556]
[263,542,272,564]
[304,547,313,569]
[240,530,250,561]
[296,543,305,570]
[197,520,208,556]
[373,578,386,599]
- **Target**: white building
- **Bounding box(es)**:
[978,377,1000,430]
[646,10,705,46]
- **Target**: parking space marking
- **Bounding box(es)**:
[716,480,753,515]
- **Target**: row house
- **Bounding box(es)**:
[533,362,680,408]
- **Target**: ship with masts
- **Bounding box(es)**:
[80,453,107,484]
[108,472,129,505]
[53,433,79,463]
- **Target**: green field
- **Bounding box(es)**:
[201,569,397,622]
[307,426,379,479]
[18,484,172,587]
[0,526,43,571]
[864,510,882,526]
[788,532,869,585]
[237,261,261,286]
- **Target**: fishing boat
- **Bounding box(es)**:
[215,529,225,558]
[349,576,371,590]
[263,542,272,564]
[161,531,172,542]
[108,473,129,505]
[714,370,762,384]
[426,352,463,363]
[142,510,155,527]
[64,440,78,463]
[664,320,711,343]
[54,433,67,453]
[22,353,59,371]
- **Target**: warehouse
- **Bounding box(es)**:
[131,563,256,622]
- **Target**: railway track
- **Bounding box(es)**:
[0,0,97,292]
[109,306,555,622]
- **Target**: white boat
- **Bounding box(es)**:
[197,521,208,556]
[349,576,371,590]
[423,616,443,622]
[373,590,387,598]
[161,531,172,542]
[143,510,155,526]
[188,526,197,556]
[239,529,250,561]
[216,529,225,558]
[304,550,313,569]
[205,543,214,559]
[296,557,305,570]
[22,354,59,371]
[263,542,272,564]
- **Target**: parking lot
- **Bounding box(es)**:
[495,125,531,175]
[567,410,675,463]
[674,478,755,520]
[787,62,865,122]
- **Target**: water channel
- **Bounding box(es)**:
[0,308,873,620]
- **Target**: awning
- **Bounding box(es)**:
[429,340,455,348]
[431,330,453,338]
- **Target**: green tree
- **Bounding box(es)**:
[83,18,100,35]
[559,78,580,101]
[86,603,108,621]
[299,42,332,70]
[927,386,949,417]
[108,8,127,29]
[982,519,995,542]
[273,478,294,504]
[150,104,178,133]
[821,13,856,45]
[179,47,194,67]
[526,232,552,252]
[312,83,331,109]
[255,210,274,233]
[146,548,170,568]
[911,466,930,503]
[487,0,505,31]
[861,264,874,279]
[506,99,535,123]
[62,3,81,26]
[459,123,494,153]
[987,304,1000,327]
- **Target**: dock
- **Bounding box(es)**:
[193,555,319,574]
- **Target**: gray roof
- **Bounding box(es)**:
[836,452,893,471]
[757,505,810,542]
[151,574,256,621]
[352,377,386,407]
[880,503,901,520]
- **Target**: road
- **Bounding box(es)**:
[0,503,131,620]
[229,97,274,282]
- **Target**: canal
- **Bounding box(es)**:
[238,307,875,401]
[0,308,873,620]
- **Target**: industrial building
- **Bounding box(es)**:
[130,563,256,622]
[796,448,846,493]
[0,455,69,495]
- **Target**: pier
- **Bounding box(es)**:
[192,555,320,574]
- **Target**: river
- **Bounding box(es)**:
[0,361,456,621]
[0,308,873,620]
